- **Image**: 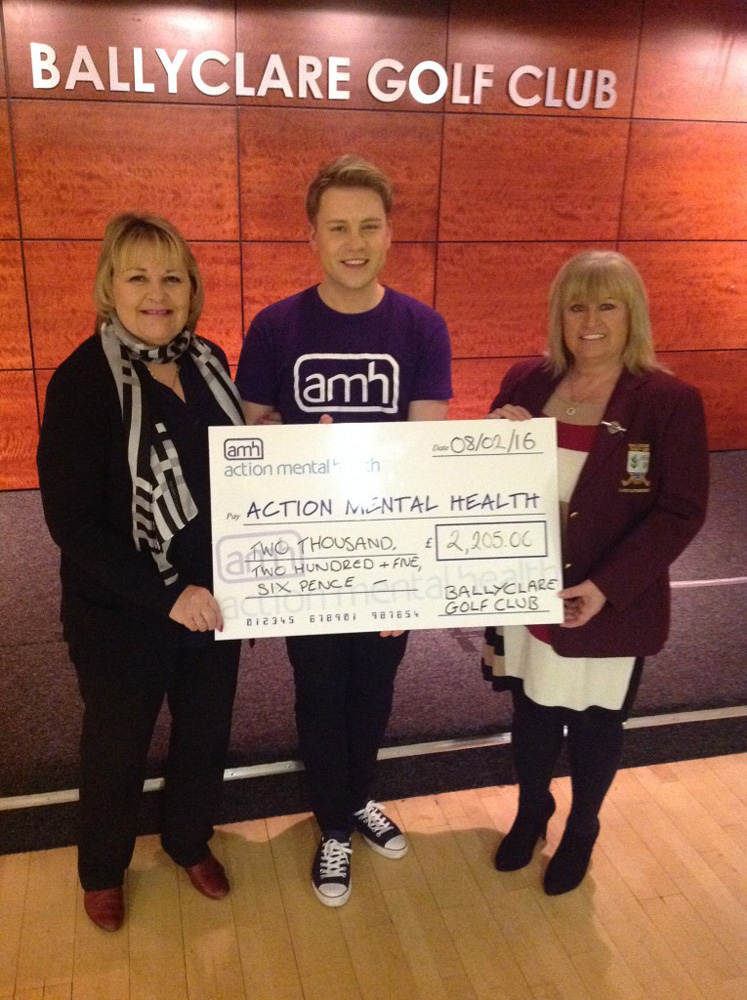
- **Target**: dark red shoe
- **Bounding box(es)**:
[184,851,229,899]
[83,887,125,931]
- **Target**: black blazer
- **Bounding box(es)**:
[37,335,232,679]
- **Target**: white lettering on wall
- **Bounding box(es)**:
[25,44,618,110]
[507,64,617,110]
[30,42,60,89]
[192,50,230,96]
[65,45,104,91]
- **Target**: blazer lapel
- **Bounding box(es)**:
[569,369,648,504]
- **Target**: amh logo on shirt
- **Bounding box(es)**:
[294,353,400,413]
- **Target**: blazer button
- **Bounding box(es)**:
[564,562,572,569]
[569,511,579,518]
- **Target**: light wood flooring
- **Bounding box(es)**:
[1,752,746,1000]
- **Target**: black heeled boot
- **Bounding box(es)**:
[543,819,600,895]
[494,792,556,871]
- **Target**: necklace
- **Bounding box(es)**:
[557,369,620,416]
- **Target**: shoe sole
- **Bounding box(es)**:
[313,882,352,907]
[360,834,408,860]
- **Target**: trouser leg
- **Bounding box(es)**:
[565,708,624,834]
[287,633,354,832]
[75,665,164,891]
[511,689,564,816]
[160,640,240,867]
[345,631,408,812]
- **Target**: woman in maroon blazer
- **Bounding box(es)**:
[483,250,708,894]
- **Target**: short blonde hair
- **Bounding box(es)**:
[306,154,393,223]
[546,250,661,375]
[94,213,203,331]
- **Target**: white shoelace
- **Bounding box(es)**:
[355,801,394,836]
[319,838,352,879]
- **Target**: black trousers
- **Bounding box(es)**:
[510,658,644,831]
[286,631,408,834]
[72,639,240,890]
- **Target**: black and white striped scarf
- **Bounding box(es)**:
[100,317,244,585]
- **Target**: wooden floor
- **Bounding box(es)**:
[1,753,746,1000]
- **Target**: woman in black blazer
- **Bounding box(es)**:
[37,213,245,931]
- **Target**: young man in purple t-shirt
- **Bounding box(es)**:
[236,155,452,906]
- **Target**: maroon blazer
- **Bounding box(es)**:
[491,358,709,657]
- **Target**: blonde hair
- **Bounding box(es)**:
[94,213,203,331]
[546,250,662,375]
[305,154,393,223]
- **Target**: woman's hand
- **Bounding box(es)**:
[558,580,606,628]
[169,584,224,632]
[486,404,533,421]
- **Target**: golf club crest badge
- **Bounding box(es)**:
[619,443,651,492]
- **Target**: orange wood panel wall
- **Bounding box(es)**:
[0,0,745,490]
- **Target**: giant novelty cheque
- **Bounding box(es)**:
[209,419,563,639]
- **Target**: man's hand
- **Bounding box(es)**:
[169,585,224,632]
[558,580,606,629]
[380,631,405,638]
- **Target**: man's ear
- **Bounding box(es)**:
[309,224,318,253]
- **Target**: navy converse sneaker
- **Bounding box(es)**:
[312,835,352,907]
[352,801,408,859]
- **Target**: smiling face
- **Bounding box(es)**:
[310,186,392,312]
[562,297,629,369]
[111,243,192,346]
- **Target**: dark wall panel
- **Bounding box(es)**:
[450,358,515,420]
[13,101,240,240]
[0,104,18,238]
[447,0,641,117]
[621,122,747,241]
[3,0,237,103]
[239,108,442,241]
[0,241,30,368]
[0,371,38,489]
[621,242,747,351]
[659,351,747,451]
[439,116,629,241]
[436,242,614,359]
[0,0,744,491]
[242,242,437,330]
[635,0,747,121]
[236,0,448,111]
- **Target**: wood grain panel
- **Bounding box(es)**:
[437,241,615,359]
[440,115,629,242]
[239,108,441,241]
[34,368,54,423]
[3,0,236,103]
[621,242,747,351]
[0,371,39,490]
[450,358,516,420]
[236,0,448,111]
[447,0,641,117]
[0,19,6,97]
[26,240,243,368]
[0,105,19,238]
[635,0,747,121]
[191,242,243,365]
[13,101,239,240]
[621,121,747,240]
[0,242,31,368]
[659,350,747,451]
[242,241,436,330]
[25,242,99,368]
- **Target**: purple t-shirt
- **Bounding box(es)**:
[236,286,452,423]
